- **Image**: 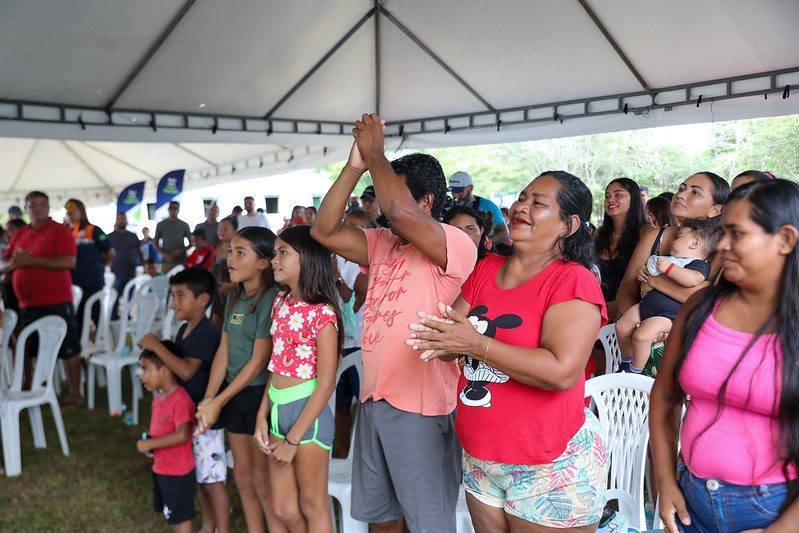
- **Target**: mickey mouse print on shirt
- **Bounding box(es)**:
[461,305,522,408]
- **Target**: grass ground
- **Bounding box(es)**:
[0,379,248,532]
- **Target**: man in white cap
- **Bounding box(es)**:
[449,171,509,244]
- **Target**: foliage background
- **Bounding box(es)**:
[316,114,799,222]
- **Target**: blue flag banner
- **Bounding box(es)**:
[116,181,146,214]
[155,169,185,209]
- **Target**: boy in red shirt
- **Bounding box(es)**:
[137,341,196,532]
[184,229,214,270]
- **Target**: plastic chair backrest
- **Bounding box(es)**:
[11,315,68,393]
[598,323,622,375]
[128,294,159,358]
[584,373,654,530]
[71,285,83,309]
[146,274,171,320]
[166,264,185,278]
[80,288,118,354]
[1,309,18,389]
[117,275,151,348]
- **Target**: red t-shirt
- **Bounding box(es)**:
[184,245,214,269]
[457,255,607,464]
[150,386,195,476]
[3,218,76,308]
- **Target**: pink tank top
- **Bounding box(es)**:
[679,299,794,485]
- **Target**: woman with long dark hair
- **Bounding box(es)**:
[407,171,608,531]
[594,178,646,320]
[646,196,676,228]
[443,205,492,261]
[651,179,799,532]
[616,172,730,317]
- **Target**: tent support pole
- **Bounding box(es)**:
[378,5,495,113]
[105,0,198,112]
[263,7,378,119]
[577,0,654,99]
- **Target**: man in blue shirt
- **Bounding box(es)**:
[448,171,509,245]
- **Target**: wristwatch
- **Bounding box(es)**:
[334,277,344,285]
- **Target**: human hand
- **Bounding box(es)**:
[406,301,481,362]
[136,439,152,454]
[253,416,271,455]
[137,333,161,352]
[345,141,368,173]
[637,265,650,284]
[352,113,387,164]
[657,257,672,273]
[195,399,220,435]
[268,437,298,466]
[658,481,691,533]
[11,249,35,267]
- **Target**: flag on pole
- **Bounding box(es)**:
[155,169,185,209]
[116,181,146,214]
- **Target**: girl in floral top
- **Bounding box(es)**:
[254,225,342,532]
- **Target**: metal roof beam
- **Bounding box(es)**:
[105,0,198,111]
[264,7,377,119]
[379,5,495,113]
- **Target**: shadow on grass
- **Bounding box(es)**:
[0,373,248,532]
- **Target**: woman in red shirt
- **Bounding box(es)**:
[408,171,608,531]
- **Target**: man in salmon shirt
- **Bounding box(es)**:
[312,114,476,533]
[1,191,83,404]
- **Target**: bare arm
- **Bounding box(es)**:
[203,331,230,400]
[138,422,192,453]
[352,273,368,313]
[354,114,449,269]
[412,298,601,390]
[644,268,708,303]
[11,253,76,270]
[656,259,706,288]
[616,226,664,315]
[650,292,699,532]
[310,143,369,266]
[139,334,203,381]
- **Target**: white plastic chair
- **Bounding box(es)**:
[584,373,654,530]
[598,323,622,375]
[1,315,69,476]
[71,285,83,310]
[328,350,368,533]
[87,293,158,424]
[0,309,18,391]
[110,275,151,344]
[456,487,475,533]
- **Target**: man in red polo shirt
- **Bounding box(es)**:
[1,191,83,404]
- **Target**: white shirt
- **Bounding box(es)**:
[237,212,271,230]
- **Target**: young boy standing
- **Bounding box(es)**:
[184,228,215,270]
[138,268,229,533]
[137,344,196,532]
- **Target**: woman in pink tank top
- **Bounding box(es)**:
[650,178,799,532]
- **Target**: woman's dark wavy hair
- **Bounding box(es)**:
[539,171,597,271]
[443,205,491,260]
[390,153,448,220]
[646,196,676,227]
[277,225,343,354]
[734,169,775,184]
[594,178,646,261]
[226,226,276,315]
[695,171,731,207]
[674,179,799,512]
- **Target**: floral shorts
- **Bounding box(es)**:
[192,428,227,485]
[462,409,607,527]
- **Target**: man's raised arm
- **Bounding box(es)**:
[310,143,370,266]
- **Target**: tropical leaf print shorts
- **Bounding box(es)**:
[462,409,607,527]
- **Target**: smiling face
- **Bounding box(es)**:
[227,235,269,284]
[604,181,631,219]
[271,238,301,288]
[671,173,721,221]
[448,212,482,249]
[508,175,569,254]
[717,199,793,289]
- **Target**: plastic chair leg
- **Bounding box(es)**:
[28,406,46,449]
[49,398,70,457]
[130,366,141,425]
[87,364,96,410]
[1,407,22,476]
[106,365,122,416]
[338,488,368,533]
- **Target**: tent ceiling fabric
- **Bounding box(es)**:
[1,0,798,203]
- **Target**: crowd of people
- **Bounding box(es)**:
[0,112,796,533]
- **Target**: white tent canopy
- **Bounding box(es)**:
[1,0,798,204]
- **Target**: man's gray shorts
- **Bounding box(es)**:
[351,399,460,533]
